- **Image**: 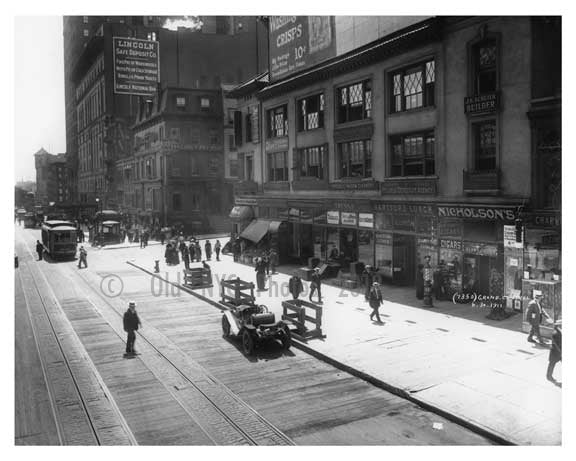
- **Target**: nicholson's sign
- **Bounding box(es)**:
[113,37,160,96]
[268,16,336,82]
[438,206,516,221]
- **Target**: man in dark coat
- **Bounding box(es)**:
[288,273,304,300]
[255,258,267,291]
[77,246,88,269]
[214,240,222,261]
[36,240,43,261]
[205,240,212,261]
[195,241,202,262]
[123,301,141,355]
[369,282,384,323]
[309,268,322,304]
[182,245,190,270]
[362,265,379,301]
[547,321,562,384]
[526,292,550,344]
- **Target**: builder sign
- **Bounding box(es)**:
[113,37,160,96]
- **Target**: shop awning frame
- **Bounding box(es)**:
[229,205,254,221]
[240,219,271,243]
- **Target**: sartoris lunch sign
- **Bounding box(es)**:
[113,37,160,96]
[268,16,336,81]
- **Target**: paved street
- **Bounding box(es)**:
[119,236,561,445]
[15,225,494,445]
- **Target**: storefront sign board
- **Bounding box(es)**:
[374,202,435,215]
[113,37,160,96]
[440,239,462,251]
[504,224,523,249]
[358,213,374,228]
[438,206,516,221]
[341,212,357,226]
[327,210,340,225]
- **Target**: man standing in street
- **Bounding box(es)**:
[369,282,384,323]
[205,240,212,261]
[214,240,221,261]
[36,240,43,261]
[123,301,141,355]
[526,291,550,344]
[77,246,88,269]
[547,320,562,385]
[309,268,323,304]
[288,272,304,300]
[255,257,267,291]
[269,248,278,274]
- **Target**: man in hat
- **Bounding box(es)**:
[123,301,142,355]
[368,281,384,323]
[526,291,550,344]
[77,246,88,269]
[35,240,43,261]
[309,267,322,304]
[288,272,304,300]
[547,320,562,385]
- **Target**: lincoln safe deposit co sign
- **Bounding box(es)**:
[113,37,160,96]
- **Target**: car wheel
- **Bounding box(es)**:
[222,316,231,337]
[242,329,255,356]
[281,326,291,350]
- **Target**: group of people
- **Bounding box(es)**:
[164,237,222,269]
[252,249,280,291]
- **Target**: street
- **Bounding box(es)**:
[15,224,494,445]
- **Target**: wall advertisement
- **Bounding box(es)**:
[268,16,336,81]
[113,37,160,96]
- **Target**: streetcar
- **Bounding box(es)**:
[41,220,78,259]
[23,212,37,228]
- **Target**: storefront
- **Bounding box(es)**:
[230,198,256,236]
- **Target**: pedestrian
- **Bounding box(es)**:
[269,248,278,274]
[35,240,43,261]
[214,240,222,261]
[77,246,88,269]
[233,238,241,262]
[143,230,149,248]
[368,282,384,323]
[255,257,267,291]
[123,301,142,355]
[415,264,424,300]
[179,240,187,260]
[526,291,551,344]
[205,240,212,261]
[263,250,270,275]
[309,267,322,304]
[288,272,304,300]
[362,265,375,301]
[182,244,190,270]
[546,321,562,385]
[160,231,165,246]
[195,241,202,262]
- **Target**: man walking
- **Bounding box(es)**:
[309,268,323,304]
[289,272,304,300]
[369,282,384,323]
[123,301,141,355]
[214,240,221,261]
[255,257,267,291]
[36,240,43,261]
[182,244,190,271]
[547,321,562,385]
[205,240,212,261]
[77,246,88,269]
[269,248,278,274]
[526,291,550,344]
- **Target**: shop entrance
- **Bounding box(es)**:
[462,254,490,295]
[393,234,416,285]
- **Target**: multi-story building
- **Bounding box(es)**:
[230,16,561,315]
[34,148,69,206]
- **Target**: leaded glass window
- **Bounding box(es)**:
[391,60,435,112]
[337,80,372,123]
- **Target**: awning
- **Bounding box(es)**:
[240,219,270,243]
[102,220,120,226]
[268,221,282,233]
[229,205,254,220]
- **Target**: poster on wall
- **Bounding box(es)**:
[327,210,340,225]
[113,37,160,96]
[268,16,336,81]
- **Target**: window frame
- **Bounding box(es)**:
[267,104,289,139]
[297,92,325,132]
[298,144,326,179]
[469,35,500,96]
[337,139,373,179]
[389,130,436,177]
[267,151,288,182]
[336,79,372,124]
[390,58,436,113]
[470,117,499,172]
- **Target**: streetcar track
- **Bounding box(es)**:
[17,233,136,445]
[73,267,294,445]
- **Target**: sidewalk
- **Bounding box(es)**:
[123,241,561,445]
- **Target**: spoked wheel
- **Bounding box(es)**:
[281,326,292,350]
[242,329,255,356]
[222,315,231,338]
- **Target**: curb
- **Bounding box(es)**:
[126,260,514,446]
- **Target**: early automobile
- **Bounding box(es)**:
[221,303,291,356]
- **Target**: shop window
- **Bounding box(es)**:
[390,132,435,177]
[298,145,325,179]
[297,93,325,131]
[472,120,497,171]
[391,60,435,113]
[337,139,372,179]
[172,193,182,211]
[472,39,498,95]
[267,151,288,182]
[267,105,288,138]
[337,80,372,123]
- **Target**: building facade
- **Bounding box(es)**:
[230,16,561,316]
[34,148,69,206]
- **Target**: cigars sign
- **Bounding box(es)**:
[437,206,516,221]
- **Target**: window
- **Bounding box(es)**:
[472,120,497,170]
[391,60,435,113]
[297,93,324,131]
[473,40,497,94]
[390,132,435,177]
[267,151,288,182]
[209,129,219,145]
[337,80,372,123]
[233,110,242,146]
[229,157,238,177]
[170,128,180,139]
[200,97,211,109]
[147,32,157,41]
[267,105,288,138]
[228,134,236,151]
[83,16,89,24]
[245,155,254,181]
[299,145,326,179]
[190,128,200,144]
[176,96,186,108]
[337,140,372,178]
[245,113,252,142]
[172,193,182,211]
[83,29,89,37]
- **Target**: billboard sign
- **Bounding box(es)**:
[269,16,336,81]
[113,37,160,96]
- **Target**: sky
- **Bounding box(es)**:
[14,16,65,182]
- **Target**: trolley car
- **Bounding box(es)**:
[41,220,78,259]
[23,212,37,228]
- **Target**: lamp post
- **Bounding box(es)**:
[423,255,435,308]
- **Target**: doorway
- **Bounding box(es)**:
[393,234,416,285]
[462,254,490,295]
